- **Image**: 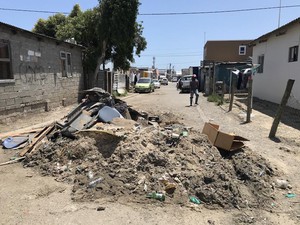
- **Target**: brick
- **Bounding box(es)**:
[7,92,19,99]
[0,100,5,107]
[0,92,11,100]
[21,96,34,103]
[4,86,14,92]
[15,97,23,105]
[6,98,15,106]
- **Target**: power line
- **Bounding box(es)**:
[139,5,300,16]
[0,5,299,16]
[0,7,69,15]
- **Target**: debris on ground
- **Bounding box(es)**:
[0,88,282,210]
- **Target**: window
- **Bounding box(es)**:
[288,46,298,62]
[60,51,72,77]
[239,45,246,55]
[257,55,264,73]
[0,39,12,80]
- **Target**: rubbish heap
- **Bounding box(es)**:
[1,88,277,209]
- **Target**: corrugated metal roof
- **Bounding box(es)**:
[0,21,85,48]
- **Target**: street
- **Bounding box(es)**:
[0,82,299,225]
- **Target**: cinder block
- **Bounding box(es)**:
[0,93,11,100]
[4,86,14,92]
[15,97,23,105]
[0,100,5,107]
[6,98,15,106]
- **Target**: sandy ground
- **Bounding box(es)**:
[0,83,299,225]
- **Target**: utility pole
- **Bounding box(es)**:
[152,57,155,69]
[278,0,282,28]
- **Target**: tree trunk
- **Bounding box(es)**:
[93,41,107,88]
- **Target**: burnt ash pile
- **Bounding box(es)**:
[23,111,276,209]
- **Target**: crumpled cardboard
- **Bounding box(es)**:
[202,122,249,151]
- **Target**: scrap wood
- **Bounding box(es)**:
[19,124,55,156]
[0,127,44,140]
[29,137,49,155]
[0,157,25,166]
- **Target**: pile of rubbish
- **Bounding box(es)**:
[1,88,278,209]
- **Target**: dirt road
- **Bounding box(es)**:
[0,82,299,225]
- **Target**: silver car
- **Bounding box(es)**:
[153,79,161,88]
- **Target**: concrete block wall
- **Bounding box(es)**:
[0,25,85,118]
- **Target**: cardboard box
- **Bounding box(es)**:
[202,122,249,151]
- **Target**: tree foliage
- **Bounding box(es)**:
[32,0,147,73]
[32,13,66,38]
[97,0,146,70]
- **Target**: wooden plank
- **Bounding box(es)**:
[19,125,55,156]
[29,137,49,155]
[0,157,26,166]
[0,128,43,140]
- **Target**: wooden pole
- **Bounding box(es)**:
[269,79,295,138]
[246,77,253,123]
[212,63,216,95]
[0,157,25,166]
[228,71,235,112]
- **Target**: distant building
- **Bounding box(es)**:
[204,40,253,63]
[201,40,254,94]
[181,68,190,76]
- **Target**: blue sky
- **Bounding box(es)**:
[0,0,299,71]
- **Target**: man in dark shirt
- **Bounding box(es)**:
[190,74,199,106]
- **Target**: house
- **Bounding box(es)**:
[204,40,253,63]
[250,17,300,110]
[0,22,85,118]
[202,40,253,94]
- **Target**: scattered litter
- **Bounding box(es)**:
[0,157,26,166]
[202,122,249,151]
[146,192,165,201]
[2,136,28,149]
[189,196,201,205]
[96,206,106,211]
[275,179,289,189]
[1,88,277,210]
[285,193,296,198]
[88,177,104,188]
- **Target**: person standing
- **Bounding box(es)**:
[190,74,199,106]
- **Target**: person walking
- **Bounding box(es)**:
[190,74,199,106]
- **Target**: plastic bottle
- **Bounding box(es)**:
[146,192,165,201]
[88,177,103,188]
[189,196,201,204]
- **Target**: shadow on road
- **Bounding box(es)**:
[235,97,300,131]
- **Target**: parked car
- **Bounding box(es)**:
[160,78,169,85]
[178,75,193,93]
[134,78,155,93]
[153,79,161,89]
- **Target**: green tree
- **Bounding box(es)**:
[69,4,82,18]
[32,13,66,38]
[97,0,147,71]
[33,0,147,77]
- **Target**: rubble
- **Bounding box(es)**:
[1,88,278,209]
